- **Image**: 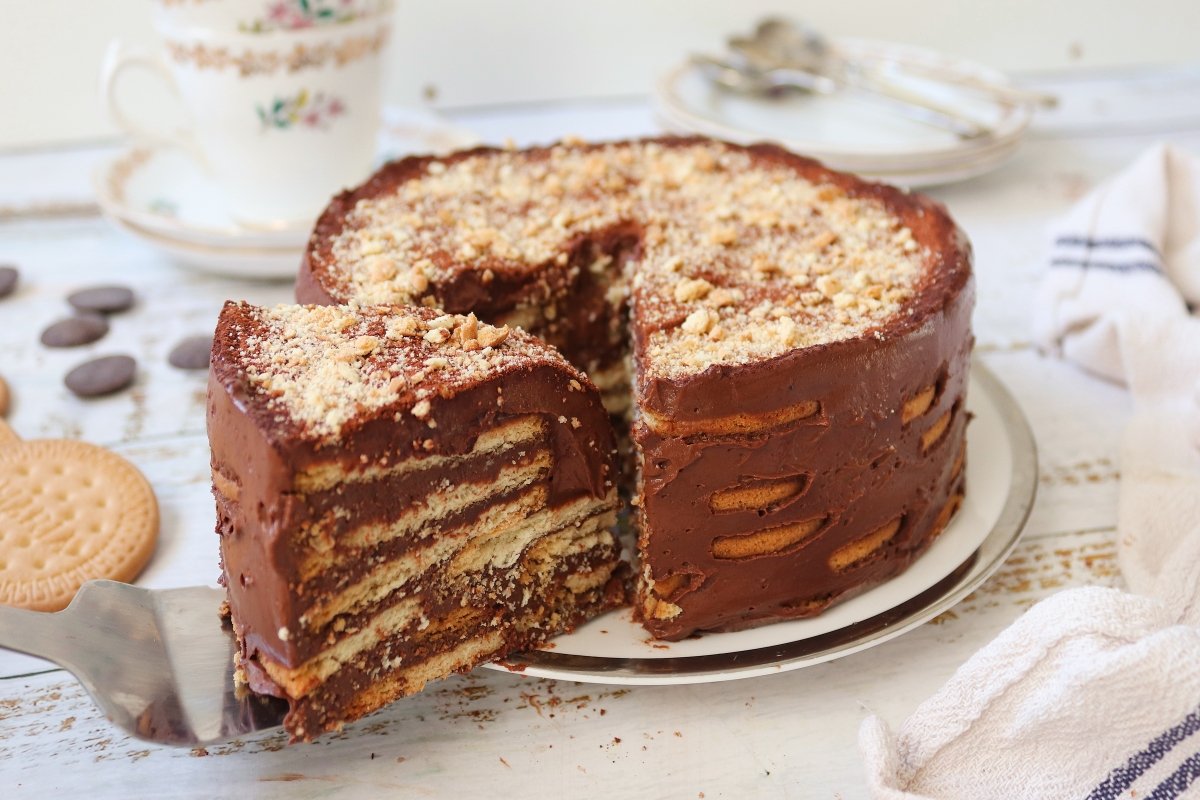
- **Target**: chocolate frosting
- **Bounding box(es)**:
[635,276,973,638]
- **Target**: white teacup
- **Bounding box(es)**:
[102,11,391,227]
[151,0,393,36]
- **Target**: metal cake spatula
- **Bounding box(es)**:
[0,580,287,746]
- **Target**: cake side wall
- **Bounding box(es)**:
[294,250,339,305]
[634,275,975,639]
[208,369,306,669]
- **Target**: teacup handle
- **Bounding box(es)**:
[100,40,207,167]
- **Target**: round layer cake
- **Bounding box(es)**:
[298,137,974,641]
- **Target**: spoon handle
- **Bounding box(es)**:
[835,65,992,139]
[861,58,1058,108]
[693,52,992,140]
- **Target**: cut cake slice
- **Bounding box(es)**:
[208,301,623,740]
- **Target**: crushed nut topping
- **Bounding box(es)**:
[321,140,928,379]
[219,302,585,441]
[674,277,713,304]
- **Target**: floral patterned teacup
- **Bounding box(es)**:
[102,9,391,227]
[152,0,393,35]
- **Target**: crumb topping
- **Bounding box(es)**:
[325,140,930,379]
[222,303,570,440]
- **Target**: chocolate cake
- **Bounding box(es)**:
[208,302,624,740]
[296,137,973,641]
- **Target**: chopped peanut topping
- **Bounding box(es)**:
[221,303,588,442]
[323,140,927,380]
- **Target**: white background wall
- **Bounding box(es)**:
[2,0,1199,149]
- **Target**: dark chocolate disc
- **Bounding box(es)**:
[40,315,110,348]
[67,285,136,314]
[64,355,137,398]
[168,335,213,370]
[0,266,18,299]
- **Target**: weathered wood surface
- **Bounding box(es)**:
[1,78,1197,797]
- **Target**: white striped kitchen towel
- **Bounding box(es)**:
[859,143,1200,799]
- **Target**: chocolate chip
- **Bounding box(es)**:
[67,285,135,314]
[168,335,213,370]
[64,355,137,398]
[41,315,110,348]
[0,266,18,299]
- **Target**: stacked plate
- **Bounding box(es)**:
[655,38,1036,187]
[95,108,480,280]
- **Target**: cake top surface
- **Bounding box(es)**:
[309,137,967,381]
[213,301,585,443]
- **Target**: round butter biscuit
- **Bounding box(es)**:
[0,429,159,611]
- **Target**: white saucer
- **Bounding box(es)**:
[108,216,303,280]
[484,362,1037,684]
[655,38,1035,186]
[96,148,313,252]
[95,107,481,280]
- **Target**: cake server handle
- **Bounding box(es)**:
[0,603,73,666]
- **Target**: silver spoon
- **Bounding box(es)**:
[751,17,1058,109]
[692,53,838,95]
[0,581,287,746]
[695,51,991,140]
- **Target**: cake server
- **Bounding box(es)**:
[0,580,286,746]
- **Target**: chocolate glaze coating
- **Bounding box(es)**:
[636,278,973,638]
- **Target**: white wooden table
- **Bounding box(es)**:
[2,67,1199,798]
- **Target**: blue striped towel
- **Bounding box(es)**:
[860,144,1200,799]
[1033,143,1200,384]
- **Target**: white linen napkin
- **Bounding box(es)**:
[859,144,1200,800]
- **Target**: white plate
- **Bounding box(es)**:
[484,361,1036,684]
[654,38,1034,184]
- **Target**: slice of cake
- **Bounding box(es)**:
[297,137,973,642]
[208,301,623,740]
